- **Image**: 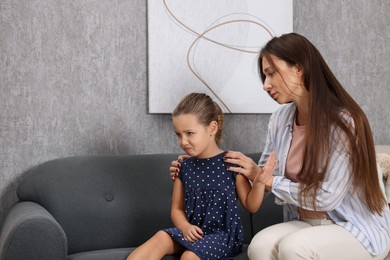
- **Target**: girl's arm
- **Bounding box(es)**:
[236,175,265,213]
[236,152,277,213]
[171,179,203,242]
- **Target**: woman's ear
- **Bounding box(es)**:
[295,64,304,76]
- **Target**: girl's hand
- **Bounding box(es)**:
[224,151,260,182]
[253,151,277,189]
[181,224,203,242]
[169,155,190,181]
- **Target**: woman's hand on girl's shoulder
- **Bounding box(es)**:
[169,155,191,181]
[224,150,260,182]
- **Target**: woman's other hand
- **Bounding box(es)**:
[253,151,277,189]
[169,155,190,181]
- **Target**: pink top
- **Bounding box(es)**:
[285,119,330,219]
[285,120,306,182]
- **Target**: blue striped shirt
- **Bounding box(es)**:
[258,103,390,255]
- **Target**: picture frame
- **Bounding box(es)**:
[148,0,293,113]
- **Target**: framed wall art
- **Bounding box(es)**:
[148,0,293,113]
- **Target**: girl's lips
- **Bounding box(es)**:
[183,147,193,155]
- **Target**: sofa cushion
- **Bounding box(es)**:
[66,246,249,260]
[67,248,133,260]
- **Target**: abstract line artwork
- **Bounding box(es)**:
[148,0,293,114]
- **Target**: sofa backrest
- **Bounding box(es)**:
[17,154,179,254]
[16,153,272,255]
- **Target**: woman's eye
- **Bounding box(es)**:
[187,132,194,136]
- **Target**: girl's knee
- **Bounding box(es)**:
[180,250,200,260]
[150,231,176,249]
[154,230,170,239]
[128,231,179,259]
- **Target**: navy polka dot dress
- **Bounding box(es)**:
[164,152,244,259]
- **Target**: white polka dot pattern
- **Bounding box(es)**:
[164,153,243,259]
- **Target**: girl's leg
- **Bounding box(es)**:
[127,231,183,260]
[278,224,390,260]
[248,221,311,260]
[180,250,200,260]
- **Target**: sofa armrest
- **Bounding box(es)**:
[0,201,67,260]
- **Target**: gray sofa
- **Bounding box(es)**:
[0,153,283,260]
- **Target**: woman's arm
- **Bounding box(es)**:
[170,179,203,242]
[271,136,353,211]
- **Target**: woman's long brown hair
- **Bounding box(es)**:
[258,33,386,214]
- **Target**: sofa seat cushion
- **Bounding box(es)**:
[68,248,132,260]
[67,246,249,260]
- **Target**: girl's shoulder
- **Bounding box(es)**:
[181,153,229,170]
[181,157,193,169]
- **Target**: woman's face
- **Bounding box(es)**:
[261,55,308,104]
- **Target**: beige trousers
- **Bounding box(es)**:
[247,220,390,260]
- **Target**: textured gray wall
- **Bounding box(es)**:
[0,1,389,220]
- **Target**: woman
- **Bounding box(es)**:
[170,33,390,259]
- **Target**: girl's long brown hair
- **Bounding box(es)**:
[258,33,386,214]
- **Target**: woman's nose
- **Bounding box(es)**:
[263,81,272,91]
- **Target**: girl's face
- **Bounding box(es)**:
[261,55,308,104]
[172,114,218,159]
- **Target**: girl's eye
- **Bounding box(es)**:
[187,132,194,136]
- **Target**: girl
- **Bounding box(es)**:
[127,92,276,260]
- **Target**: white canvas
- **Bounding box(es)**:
[148,0,293,113]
